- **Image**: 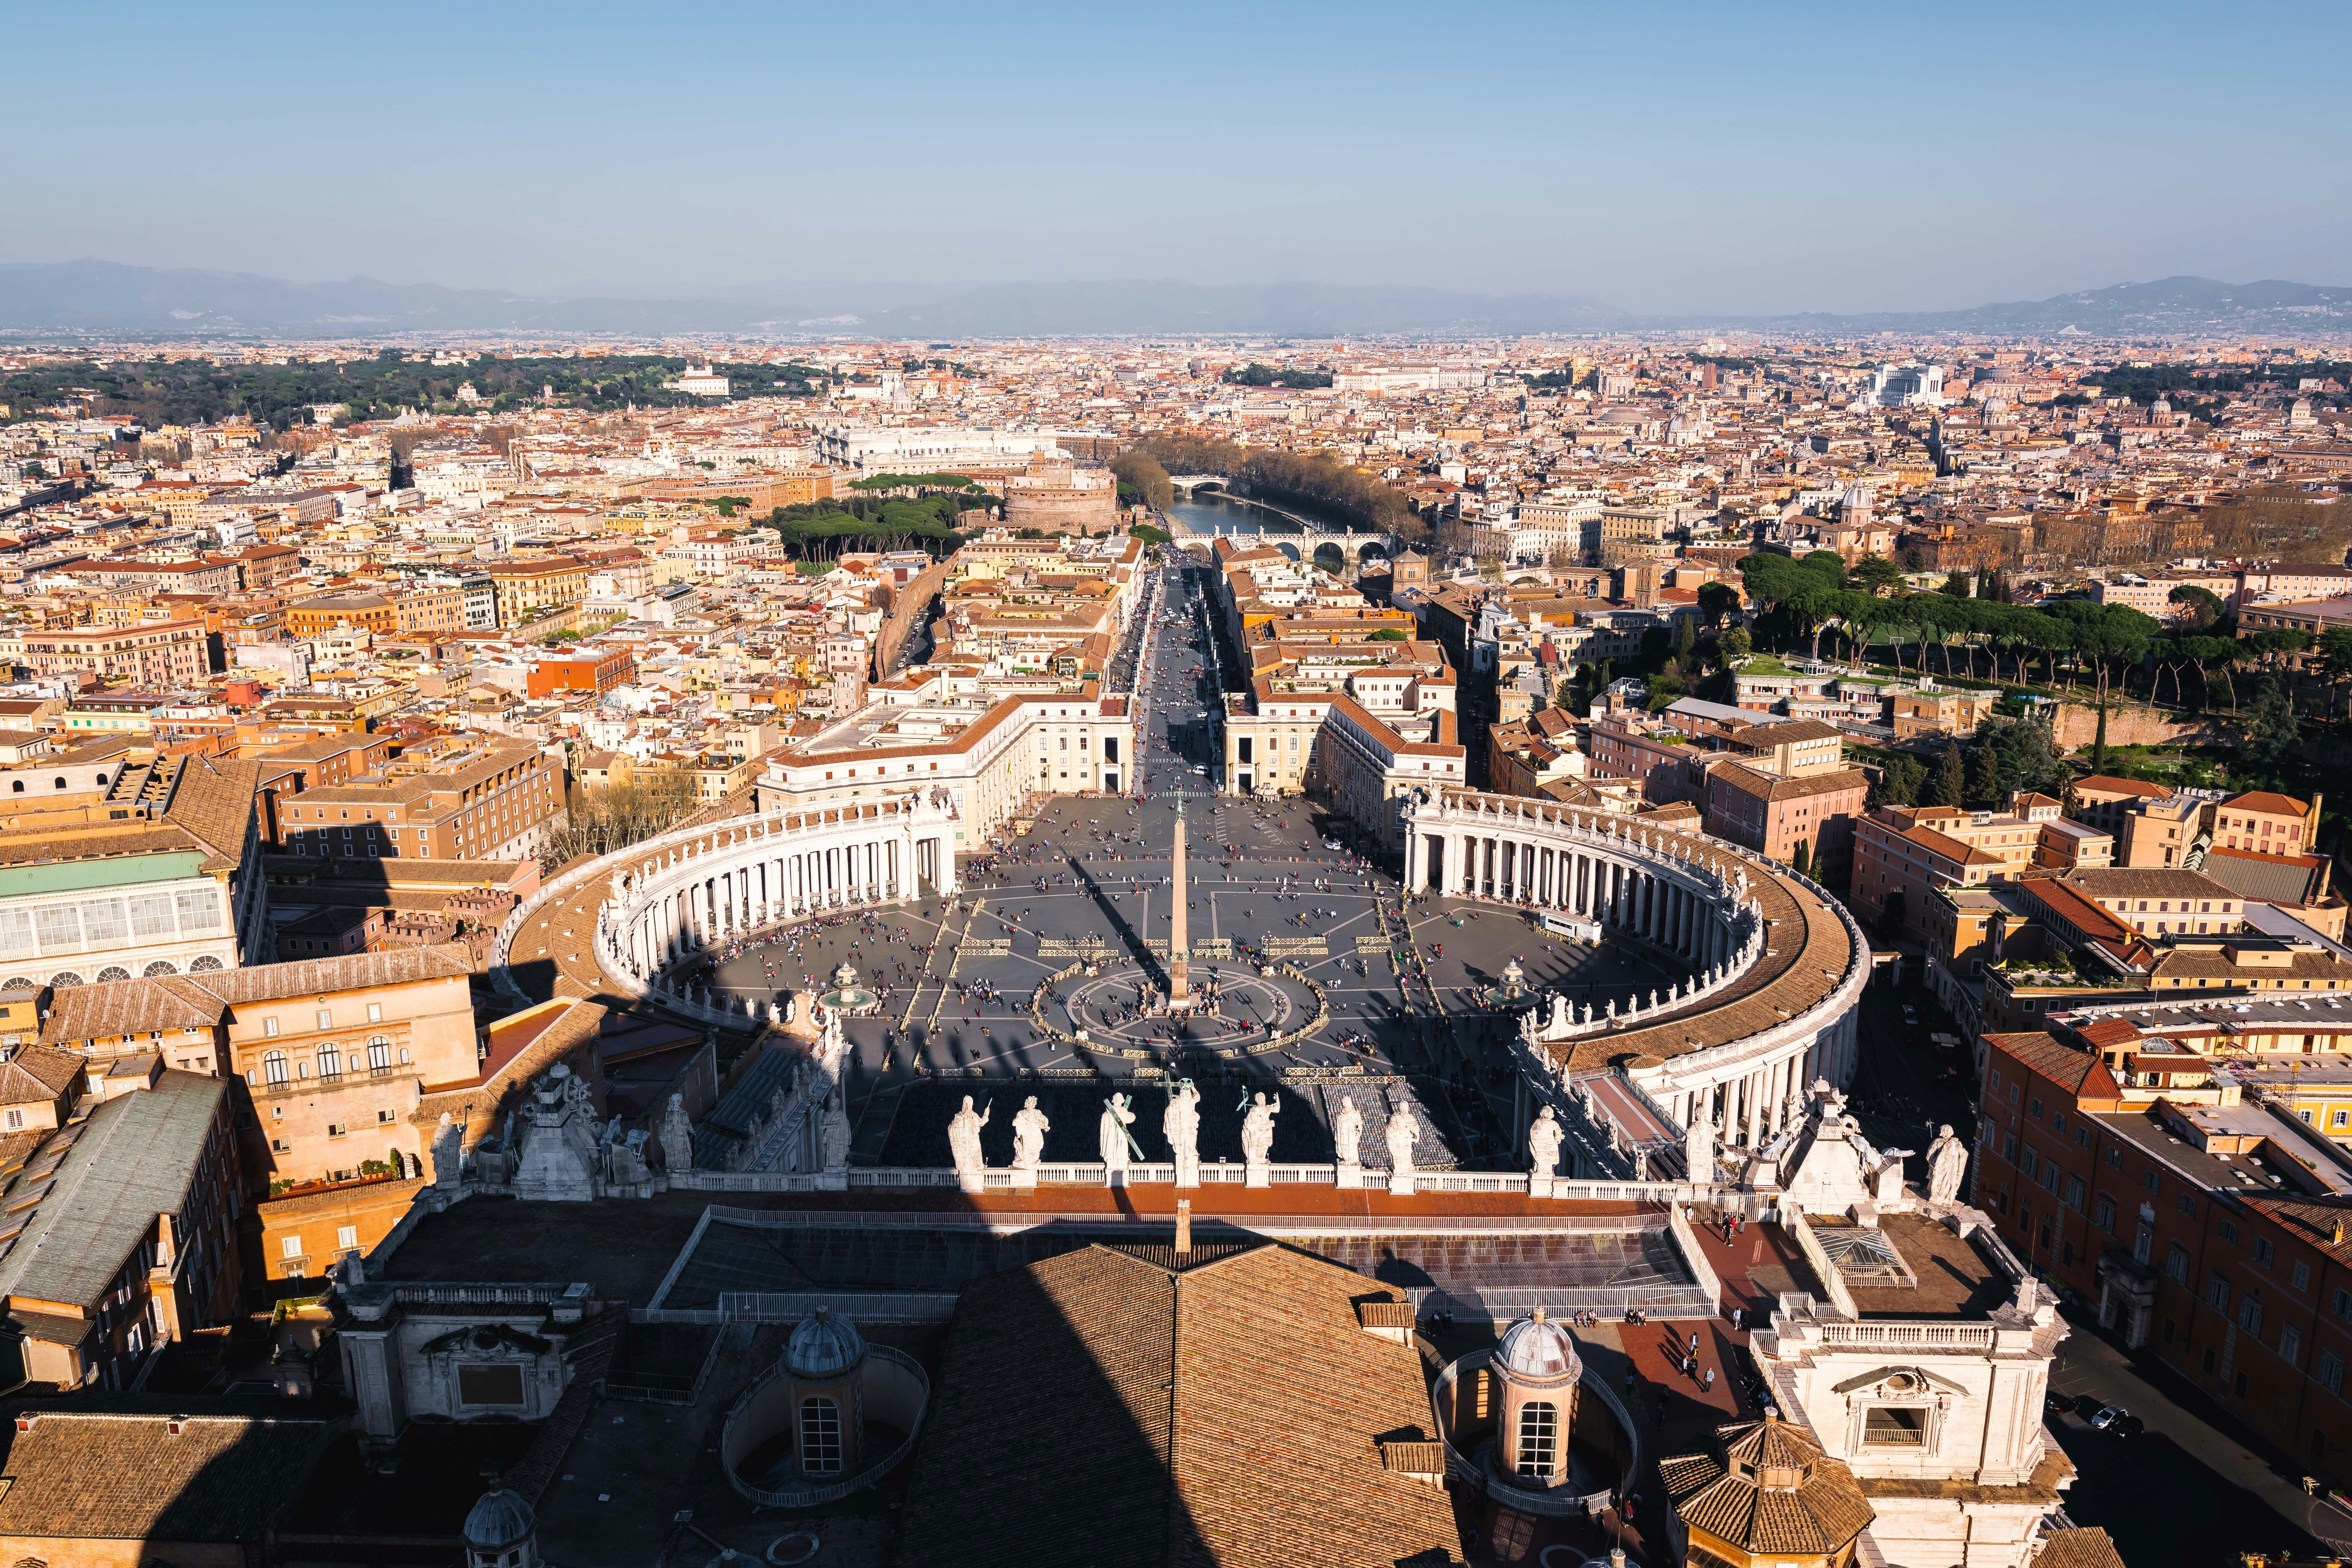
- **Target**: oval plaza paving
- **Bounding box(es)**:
[490,760,1869,1331]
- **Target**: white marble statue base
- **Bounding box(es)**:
[1244,1161,1271,1189]
[1388,1172,1416,1196]
[1009,1165,1038,1191]
[1336,1161,1365,1190]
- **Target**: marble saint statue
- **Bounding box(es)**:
[1528,1105,1564,1180]
[1333,1094,1364,1167]
[1012,1095,1051,1171]
[659,1093,693,1175]
[948,1095,991,1189]
[1164,1081,1202,1187]
[1385,1104,1420,1182]
[1925,1123,1968,1205]
[1240,1092,1280,1174]
[1099,1092,1137,1180]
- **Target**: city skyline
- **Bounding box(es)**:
[7,0,2348,317]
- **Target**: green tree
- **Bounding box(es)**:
[1849,554,1905,596]
[1965,745,2002,810]
[2319,626,2352,719]
[1792,839,1812,877]
[1719,626,1753,661]
[2168,583,2225,631]
[1878,753,1926,806]
[1930,748,1966,807]
[1903,548,1927,571]
[1941,571,1972,598]
[1675,615,1697,661]
[1110,450,1174,511]
[2245,679,2301,778]
[1697,581,1739,628]
[2090,703,2109,773]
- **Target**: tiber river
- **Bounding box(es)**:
[1160,489,1349,538]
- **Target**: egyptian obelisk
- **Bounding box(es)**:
[1167,789,1191,1004]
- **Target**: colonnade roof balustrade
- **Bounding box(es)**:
[1406,788,1863,1079]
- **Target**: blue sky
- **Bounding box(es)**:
[7,0,2347,314]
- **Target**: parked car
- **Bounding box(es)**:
[2090,1404,2129,1431]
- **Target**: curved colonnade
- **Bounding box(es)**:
[489,793,962,1024]
[1401,789,1870,1146]
[490,783,1868,1167]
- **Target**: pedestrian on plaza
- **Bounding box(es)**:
[1688,1331,1700,1356]
[1704,1367,1716,1393]
[1731,1306,1744,1332]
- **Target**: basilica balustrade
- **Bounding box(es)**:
[489,792,959,1022]
[1402,788,1871,1157]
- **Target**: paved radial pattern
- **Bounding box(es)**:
[685,556,1678,1167]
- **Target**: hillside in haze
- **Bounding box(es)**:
[2,260,2347,339]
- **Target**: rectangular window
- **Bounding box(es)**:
[2142,1169,2160,1194]
[2324,1351,2346,1396]
[281,1235,302,1259]
[2180,1193,2198,1218]
[2255,1238,2276,1267]
[457,1364,525,1406]
[336,1225,358,1249]
[2095,1195,2117,1232]
[175,888,221,932]
[2210,1276,2232,1311]
[2296,1262,2312,1293]
[316,1009,332,1031]
[32,905,81,954]
[2283,1323,2303,1366]
[2221,1220,2240,1245]
[2241,1298,2264,1336]
[2169,1246,2193,1285]
[263,1017,279,1038]
[126,894,174,938]
[1863,1406,1928,1446]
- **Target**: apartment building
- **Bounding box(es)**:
[1853,795,2114,942]
[0,755,271,987]
[1974,1026,2352,1497]
[483,556,588,627]
[0,1066,244,1390]
[39,946,479,1204]
[527,647,636,699]
[17,620,208,686]
[277,737,564,863]
[758,690,1137,850]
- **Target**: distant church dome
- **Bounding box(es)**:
[786,1306,868,1379]
[1497,1307,1581,1381]
[463,1483,536,1551]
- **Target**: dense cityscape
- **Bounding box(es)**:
[9,0,2352,1562]
[0,317,2342,1566]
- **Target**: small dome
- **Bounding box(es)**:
[786,1306,867,1379]
[463,1483,535,1550]
[1497,1307,1581,1381]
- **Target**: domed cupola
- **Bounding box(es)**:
[1498,1306,1582,1382]
[1492,1307,1583,1488]
[462,1480,539,1568]
[786,1305,868,1380]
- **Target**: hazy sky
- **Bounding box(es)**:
[9,0,2348,315]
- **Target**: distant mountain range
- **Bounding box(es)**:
[1,259,2346,340]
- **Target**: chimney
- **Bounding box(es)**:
[1175,1199,1191,1257]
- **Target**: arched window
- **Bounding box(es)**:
[188,955,224,972]
[47,972,83,989]
[50,778,63,791]
[142,961,178,977]
[1515,1400,1558,1479]
[262,1050,289,1086]
[9,781,20,794]
[316,1043,342,1079]
[95,966,130,983]
[799,1396,842,1474]
[367,1037,392,1072]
